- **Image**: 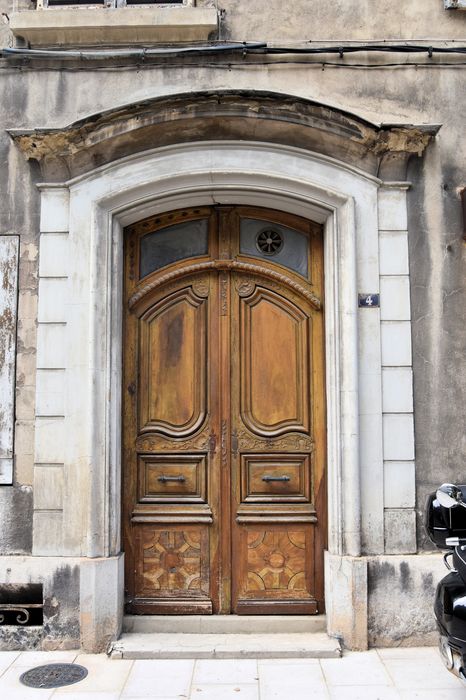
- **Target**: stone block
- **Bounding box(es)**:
[18,289,38,321]
[368,553,444,646]
[38,278,67,323]
[384,509,417,554]
[36,369,65,417]
[14,452,34,487]
[32,510,64,556]
[39,188,70,233]
[378,189,408,230]
[14,419,34,459]
[15,384,36,421]
[380,276,411,321]
[36,323,66,369]
[381,321,412,366]
[382,368,413,413]
[379,231,409,276]
[39,234,68,277]
[34,418,65,463]
[384,462,416,508]
[383,414,415,461]
[80,555,124,653]
[34,465,64,511]
[325,551,368,651]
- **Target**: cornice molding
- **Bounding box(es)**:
[8,90,440,181]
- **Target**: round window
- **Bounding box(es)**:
[255,229,284,256]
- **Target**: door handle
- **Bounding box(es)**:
[262,475,291,482]
[157,475,186,483]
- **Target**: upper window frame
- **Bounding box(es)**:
[36,0,193,8]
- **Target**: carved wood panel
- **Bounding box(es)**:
[246,530,307,592]
[240,287,310,437]
[135,527,210,599]
[139,287,208,437]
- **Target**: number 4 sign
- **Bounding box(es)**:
[358,293,380,308]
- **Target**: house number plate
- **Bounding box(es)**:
[358,293,380,308]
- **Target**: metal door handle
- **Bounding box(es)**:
[262,475,291,482]
[157,475,186,483]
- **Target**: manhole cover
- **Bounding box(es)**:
[20,663,88,689]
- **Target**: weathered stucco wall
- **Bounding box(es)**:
[0,0,465,648]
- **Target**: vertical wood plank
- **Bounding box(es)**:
[0,236,19,484]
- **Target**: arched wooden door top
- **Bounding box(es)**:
[125,206,323,310]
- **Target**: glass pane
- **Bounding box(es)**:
[240,218,309,278]
[139,219,209,278]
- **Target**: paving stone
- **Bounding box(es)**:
[258,660,328,700]
[328,687,401,700]
[0,665,55,699]
[55,654,133,694]
[381,657,464,690]
[321,650,392,686]
[0,650,21,674]
[10,650,78,667]
[121,659,194,697]
[193,659,258,684]
[190,685,258,699]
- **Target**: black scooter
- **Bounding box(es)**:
[425,482,466,684]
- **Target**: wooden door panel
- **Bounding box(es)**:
[231,269,321,613]
[240,287,310,436]
[133,525,212,614]
[241,454,311,503]
[124,257,219,613]
[139,287,207,437]
[234,526,317,614]
[137,454,207,504]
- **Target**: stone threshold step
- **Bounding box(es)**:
[123,614,326,635]
[109,632,341,660]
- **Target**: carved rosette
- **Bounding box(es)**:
[246,530,307,592]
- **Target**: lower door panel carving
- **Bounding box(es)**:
[132,526,212,614]
[233,527,317,614]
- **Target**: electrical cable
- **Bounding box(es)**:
[3,41,466,62]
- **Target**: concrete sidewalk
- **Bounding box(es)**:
[0,646,464,699]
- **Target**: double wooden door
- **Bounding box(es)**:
[123,206,326,615]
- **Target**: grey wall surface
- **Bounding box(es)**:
[0,0,465,558]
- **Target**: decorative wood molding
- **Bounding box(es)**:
[135,424,211,452]
[235,427,315,453]
[129,260,322,311]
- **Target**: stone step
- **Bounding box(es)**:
[123,614,327,635]
[109,632,341,660]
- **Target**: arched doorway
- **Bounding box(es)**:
[122,205,326,615]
